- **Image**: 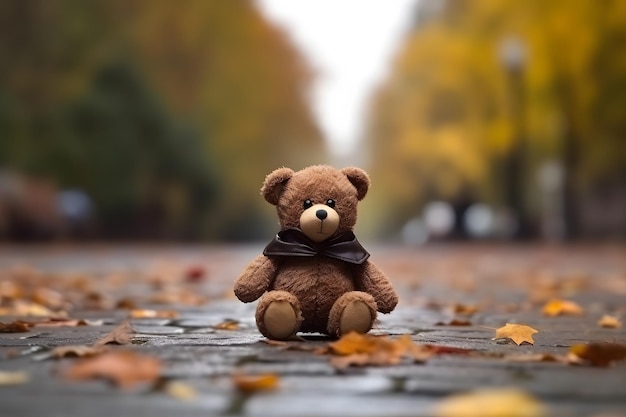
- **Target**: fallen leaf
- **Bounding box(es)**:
[542,299,584,317]
[32,318,87,328]
[451,303,479,315]
[50,345,105,359]
[568,343,626,367]
[0,371,29,385]
[326,333,434,368]
[494,323,538,345]
[505,353,563,363]
[184,265,207,283]
[63,351,162,389]
[422,344,474,355]
[162,380,197,400]
[435,319,472,326]
[433,388,545,417]
[129,309,179,319]
[214,320,240,330]
[94,321,135,346]
[597,315,622,329]
[232,373,279,394]
[0,300,66,317]
[0,321,31,333]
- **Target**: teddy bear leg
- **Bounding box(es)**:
[327,291,377,337]
[256,290,303,340]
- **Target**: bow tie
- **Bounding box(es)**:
[263,228,370,265]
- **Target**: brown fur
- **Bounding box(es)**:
[234,165,398,338]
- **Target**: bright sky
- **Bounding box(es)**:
[256,0,418,160]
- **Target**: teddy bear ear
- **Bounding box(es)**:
[261,167,295,205]
[341,166,370,201]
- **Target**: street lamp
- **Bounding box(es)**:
[498,36,530,239]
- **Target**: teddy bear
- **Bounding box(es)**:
[234,165,398,340]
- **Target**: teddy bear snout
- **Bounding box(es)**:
[300,204,339,242]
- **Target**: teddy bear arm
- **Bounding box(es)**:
[356,261,398,313]
[234,255,279,303]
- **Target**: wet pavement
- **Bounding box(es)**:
[0,243,625,416]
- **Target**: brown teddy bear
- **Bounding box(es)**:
[234,165,398,340]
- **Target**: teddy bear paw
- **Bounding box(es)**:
[256,290,302,340]
[329,291,377,337]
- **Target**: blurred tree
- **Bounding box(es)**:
[366,0,626,238]
[0,0,326,240]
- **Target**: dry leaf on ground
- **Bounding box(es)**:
[32,318,87,328]
[162,380,198,400]
[0,371,29,385]
[494,323,538,345]
[0,300,66,317]
[597,315,622,328]
[323,332,468,368]
[50,345,106,359]
[232,373,279,394]
[568,343,626,367]
[129,309,179,319]
[94,321,134,346]
[0,321,31,333]
[542,299,584,317]
[63,350,162,389]
[433,388,545,417]
[452,303,479,315]
[435,319,472,326]
[504,353,563,363]
[214,320,240,330]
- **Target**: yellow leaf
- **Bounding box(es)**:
[433,388,545,417]
[0,371,29,386]
[495,323,538,345]
[213,320,240,330]
[129,309,179,319]
[163,380,197,401]
[597,315,622,328]
[541,299,584,317]
[232,374,279,394]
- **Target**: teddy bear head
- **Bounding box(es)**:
[261,165,370,242]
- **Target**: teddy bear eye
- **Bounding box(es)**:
[303,199,313,209]
[326,199,336,208]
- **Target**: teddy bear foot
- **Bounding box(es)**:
[328,291,377,337]
[256,290,302,340]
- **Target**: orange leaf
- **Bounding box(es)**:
[542,299,583,317]
[495,323,538,345]
[129,309,179,319]
[597,315,622,328]
[214,320,240,330]
[63,351,161,389]
[451,303,479,315]
[232,373,279,393]
[568,343,626,367]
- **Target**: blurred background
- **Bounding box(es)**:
[0,0,624,243]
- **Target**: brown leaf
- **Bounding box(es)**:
[0,321,31,333]
[94,321,135,346]
[50,345,105,359]
[542,299,584,317]
[597,315,622,329]
[0,300,66,317]
[232,373,279,394]
[214,320,240,330]
[423,344,474,355]
[63,351,162,389]
[184,265,207,283]
[494,323,538,345]
[32,318,87,328]
[568,343,626,367]
[435,319,472,326]
[433,388,545,417]
[451,303,479,316]
[129,309,179,319]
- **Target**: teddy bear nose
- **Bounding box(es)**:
[316,209,328,220]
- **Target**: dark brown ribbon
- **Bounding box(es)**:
[263,228,370,265]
